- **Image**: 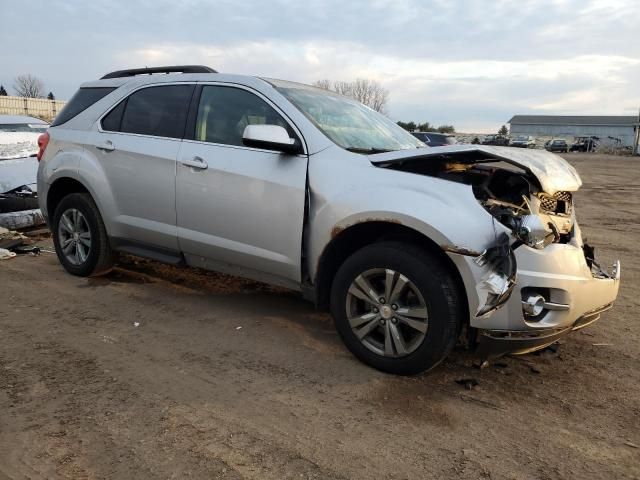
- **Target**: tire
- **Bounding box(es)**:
[52,193,116,277]
[330,242,463,375]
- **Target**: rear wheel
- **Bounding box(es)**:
[52,193,116,276]
[330,242,463,375]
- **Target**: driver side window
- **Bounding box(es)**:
[195,86,292,147]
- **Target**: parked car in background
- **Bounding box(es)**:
[482,134,509,146]
[0,115,49,133]
[0,116,44,227]
[570,136,598,153]
[545,139,569,153]
[37,65,620,375]
[510,135,536,148]
[410,131,457,147]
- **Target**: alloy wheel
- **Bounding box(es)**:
[345,268,429,358]
[58,208,92,266]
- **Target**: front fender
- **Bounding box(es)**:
[307,156,510,315]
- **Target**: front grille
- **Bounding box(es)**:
[538,191,572,215]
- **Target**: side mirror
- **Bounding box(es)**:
[242,124,301,154]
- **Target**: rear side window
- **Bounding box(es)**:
[51,87,115,127]
[112,85,193,139]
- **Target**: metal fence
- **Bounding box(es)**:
[0,95,67,122]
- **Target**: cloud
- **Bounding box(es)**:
[0,0,638,131]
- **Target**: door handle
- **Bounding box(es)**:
[181,156,208,170]
[96,140,115,152]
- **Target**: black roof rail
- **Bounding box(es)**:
[100,65,217,80]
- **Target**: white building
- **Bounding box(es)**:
[508,115,639,150]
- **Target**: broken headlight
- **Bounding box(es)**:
[515,214,554,250]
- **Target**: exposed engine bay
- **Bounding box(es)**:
[381,156,576,251]
[377,150,584,318]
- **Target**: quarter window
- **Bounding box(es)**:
[103,85,193,139]
[194,86,292,147]
[51,87,115,127]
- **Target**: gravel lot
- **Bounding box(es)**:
[1,153,638,479]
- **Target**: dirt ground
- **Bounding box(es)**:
[1,153,638,479]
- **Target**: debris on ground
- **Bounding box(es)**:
[0,247,17,260]
[534,342,560,355]
[473,360,490,370]
[455,378,479,390]
[0,208,45,230]
[0,225,38,256]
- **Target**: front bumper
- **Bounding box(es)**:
[476,302,614,357]
[469,233,620,356]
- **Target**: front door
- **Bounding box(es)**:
[176,84,308,287]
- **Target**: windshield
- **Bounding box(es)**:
[272,81,423,152]
[0,123,48,133]
[515,135,528,140]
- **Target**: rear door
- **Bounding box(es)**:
[176,84,308,287]
[89,84,194,250]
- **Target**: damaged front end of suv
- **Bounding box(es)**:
[373,144,620,357]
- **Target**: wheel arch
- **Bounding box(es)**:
[313,221,469,321]
[47,177,92,222]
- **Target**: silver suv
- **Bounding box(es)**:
[37,65,620,374]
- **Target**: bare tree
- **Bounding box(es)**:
[312,79,332,91]
[14,74,45,98]
[312,78,390,114]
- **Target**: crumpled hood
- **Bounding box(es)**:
[370,144,582,194]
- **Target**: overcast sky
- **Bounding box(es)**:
[1,0,638,131]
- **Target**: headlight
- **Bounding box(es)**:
[516,215,552,249]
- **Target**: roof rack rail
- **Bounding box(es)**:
[100,65,217,80]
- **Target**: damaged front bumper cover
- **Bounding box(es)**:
[476,301,615,357]
[443,232,517,318]
[445,231,621,358]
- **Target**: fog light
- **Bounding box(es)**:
[522,295,546,316]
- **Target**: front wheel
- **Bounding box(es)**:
[52,193,116,276]
[330,242,463,375]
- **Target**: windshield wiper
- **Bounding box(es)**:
[345,147,392,154]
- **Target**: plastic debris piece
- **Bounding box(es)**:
[133,322,140,327]
[0,247,17,260]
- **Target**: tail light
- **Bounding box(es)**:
[37,131,50,161]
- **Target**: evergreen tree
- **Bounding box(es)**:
[498,125,509,136]
[47,91,55,100]
[0,85,7,96]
